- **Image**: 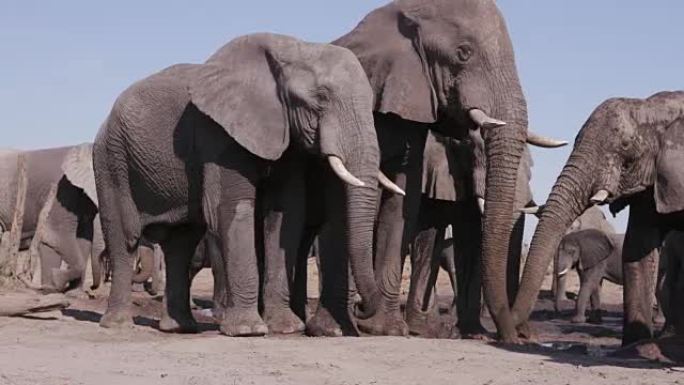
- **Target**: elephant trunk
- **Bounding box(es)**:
[323,106,381,318]
[512,149,595,324]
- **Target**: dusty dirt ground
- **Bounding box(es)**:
[0,261,681,385]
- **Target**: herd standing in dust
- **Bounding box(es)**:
[0,0,682,365]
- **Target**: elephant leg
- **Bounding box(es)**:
[622,196,661,346]
[506,214,525,306]
[292,230,315,322]
[453,200,486,337]
[261,163,306,335]
[587,281,603,324]
[405,198,443,338]
[158,225,203,333]
[39,243,63,291]
[357,126,426,336]
[554,273,568,314]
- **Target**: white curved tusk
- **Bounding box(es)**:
[328,156,365,187]
[477,197,485,214]
[469,109,506,130]
[527,131,568,148]
[520,206,541,215]
[590,189,610,204]
[377,172,405,196]
[558,267,570,277]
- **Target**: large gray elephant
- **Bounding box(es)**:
[94,33,390,337]
[514,91,684,346]
[329,0,563,341]
[0,144,99,294]
[555,229,624,324]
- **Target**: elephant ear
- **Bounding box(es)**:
[578,230,613,271]
[189,35,289,161]
[333,2,437,123]
[655,118,684,214]
[422,131,468,201]
[62,143,97,205]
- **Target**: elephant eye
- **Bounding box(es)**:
[456,44,473,63]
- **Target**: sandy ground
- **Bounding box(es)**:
[0,261,681,385]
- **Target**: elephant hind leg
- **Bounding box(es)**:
[158,225,204,333]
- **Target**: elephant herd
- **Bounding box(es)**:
[2,0,683,356]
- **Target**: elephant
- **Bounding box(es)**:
[0,144,99,294]
[549,206,616,305]
[405,127,547,338]
[329,0,564,340]
[94,33,396,337]
[514,91,684,346]
[554,229,625,324]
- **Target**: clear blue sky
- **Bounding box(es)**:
[2,1,683,237]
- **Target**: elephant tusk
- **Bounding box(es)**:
[477,197,485,214]
[527,131,568,148]
[590,189,610,205]
[520,206,541,215]
[469,109,506,130]
[377,172,405,196]
[558,267,570,277]
[328,156,365,188]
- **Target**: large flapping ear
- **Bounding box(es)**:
[62,143,97,205]
[189,34,290,161]
[577,230,614,271]
[333,2,437,123]
[655,118,684,214]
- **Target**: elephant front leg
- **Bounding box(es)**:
[622,197,662,346]
[453,201,487,338]
[262,209,306,335]
[159,226,203,333]
[405,199,444,338]
[218,199,268,337]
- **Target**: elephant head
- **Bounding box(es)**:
[514,91,684,325]
[335,0,565,338]
[189,33,389,315]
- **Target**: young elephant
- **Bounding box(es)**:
[555,229,624,324]
[95,33,388,336]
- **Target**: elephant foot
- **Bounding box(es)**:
[220,308,268,337]
[100,308,134,329]
[459,322,490,340]
[611,336,684,365]
[587,310,603,324]
[571,314,586,324]
[306,305,358,337]
[51,269,71,292]
[357,308,408,336]
[64,288,91,300]
[159,312,198,334]
[263,307,305,335]
[406,308,442,338]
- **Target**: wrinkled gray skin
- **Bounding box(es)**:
[0,145,100,294]
[406,128,535,337]
[552,206,615,304]
[516,91,684,346]
[555,229,624,324]
[95,33,382,337]
[333,0,530,340]
[658,231,684,337]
